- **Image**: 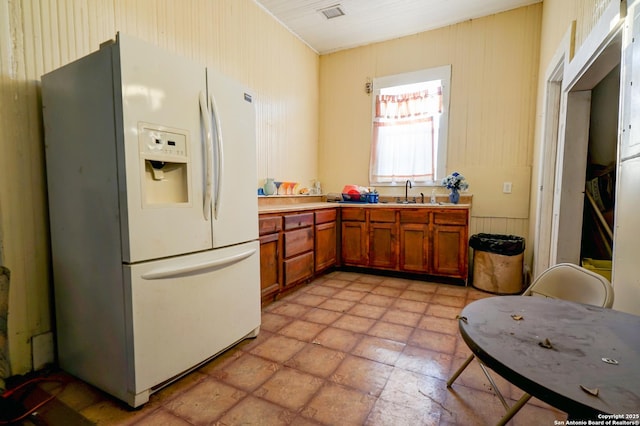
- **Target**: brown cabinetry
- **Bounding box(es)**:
[368,209,398,269]
[399,209,430,273]
[259,204,469,306]
[258,215,282,304]
[341,208,368,266]
[315,209,337,273]
[340,206,469,282]
[282,212,314,291]
[259,207,338,306]
[432,210,468,279]
[341,207,399,270]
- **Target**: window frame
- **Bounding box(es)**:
[369,65,452,186]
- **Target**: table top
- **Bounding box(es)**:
[458,296,640,417]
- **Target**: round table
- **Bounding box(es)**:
[458,296,640,418]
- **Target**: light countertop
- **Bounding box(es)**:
[258,201,471,214]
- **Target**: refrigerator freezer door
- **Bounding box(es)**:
[124,240,261,404]
[207,68,259,248]
[116,34,213,263]
[612,157,640,315]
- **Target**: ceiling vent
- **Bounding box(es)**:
[319,4,345,20]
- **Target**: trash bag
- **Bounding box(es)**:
[469,233,525,257]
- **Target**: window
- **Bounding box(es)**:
[369,65,451,185]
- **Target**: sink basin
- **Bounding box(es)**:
[377,201,469,207]
[380,202,427,206]
[379,201,416,205]
[389,198,418,204]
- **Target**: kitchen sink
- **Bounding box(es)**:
[378,201,470,207]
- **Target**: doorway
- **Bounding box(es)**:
[550,5,623,267]
[534,23,574,277]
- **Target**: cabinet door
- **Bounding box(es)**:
[399,223,429,273]
[432,225,467,278]
[341,221,368,265]
[315,221,337,272]
[259,233,281,304]
[369,222,397,269]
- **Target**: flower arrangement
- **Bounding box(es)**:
[442,172,469,191]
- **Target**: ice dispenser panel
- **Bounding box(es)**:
[138,124,190,206]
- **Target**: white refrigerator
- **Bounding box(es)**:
[612,3,640,316]
[41,33,260,407]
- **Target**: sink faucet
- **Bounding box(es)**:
[405,180,413,202]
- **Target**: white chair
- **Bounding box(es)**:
[521,262,613,308]
[447,262,614,425]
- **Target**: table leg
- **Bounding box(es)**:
[496,393,532,426]
[479,362,509,410]
[447,354,475,387]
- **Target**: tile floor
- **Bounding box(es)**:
[24,271,567,425]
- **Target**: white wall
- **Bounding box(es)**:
[318,6,543,243]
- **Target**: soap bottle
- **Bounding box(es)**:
[430,189,437,204]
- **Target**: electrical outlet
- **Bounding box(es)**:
[503,182,512,194]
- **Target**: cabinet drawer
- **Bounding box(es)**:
[284,227,314,257]
[284,251,314,286]
[369,209,396,223]
[433,210,467,225]
[283,212,314,230]
[400,209,430,223]
[341,208,366,221]
[259,215,282,235]
[315,208,337,224]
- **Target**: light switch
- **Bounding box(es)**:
[503,182,512,194]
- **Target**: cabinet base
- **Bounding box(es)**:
[337,266,467,286]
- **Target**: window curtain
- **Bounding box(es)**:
[370,87,442,183]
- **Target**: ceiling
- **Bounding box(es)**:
[254,0,542,54]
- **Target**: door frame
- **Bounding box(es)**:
[548,1,625,267]
[533,22,575,278]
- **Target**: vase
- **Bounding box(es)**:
[263,178,276,196]
[449,188,460,204]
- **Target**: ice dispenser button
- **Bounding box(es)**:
[138,123,190,205]
[139,125,188,160]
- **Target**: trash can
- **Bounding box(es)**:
[470,233,525,294]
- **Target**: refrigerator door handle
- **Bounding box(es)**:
[210,94,224,220]
[199,91,214,221]
[141,248,257,280]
